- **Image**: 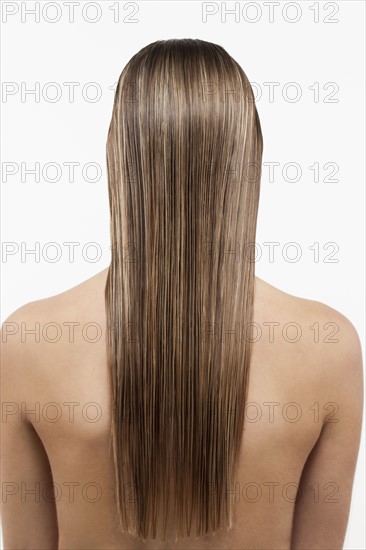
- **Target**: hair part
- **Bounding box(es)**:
[105,38,263,541]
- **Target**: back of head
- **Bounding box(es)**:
[105,38,263,541]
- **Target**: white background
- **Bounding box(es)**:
[1,1,365,548]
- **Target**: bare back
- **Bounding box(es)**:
[1,270,363,549]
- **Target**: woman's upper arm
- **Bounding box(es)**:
[1,306,59,549]
[291,317,364,549]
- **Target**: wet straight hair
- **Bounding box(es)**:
[105,38,263,541]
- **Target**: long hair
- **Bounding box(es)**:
[105,38,263,541]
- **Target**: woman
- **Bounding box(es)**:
[1,39,363,549]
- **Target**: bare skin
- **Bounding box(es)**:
[1,269,363,550]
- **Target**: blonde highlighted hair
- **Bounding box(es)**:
[105,38,263,541]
